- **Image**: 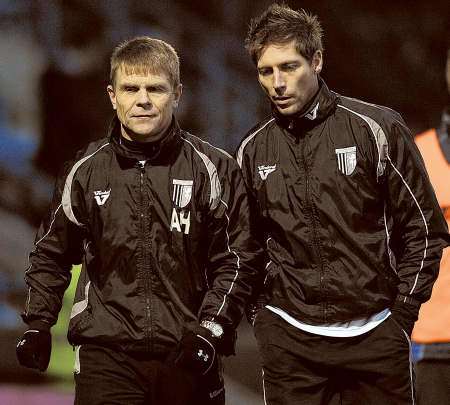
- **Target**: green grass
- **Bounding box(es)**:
[47,265,81,383]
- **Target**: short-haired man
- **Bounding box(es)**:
[16,36,261,405]
[237,4,450,404]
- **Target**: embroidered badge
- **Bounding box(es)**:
[335,146,357,175]
[172,179,193,208]
[258,164,277,180]
[93,189,111,206]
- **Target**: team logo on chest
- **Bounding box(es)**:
[171,179,193,234]
[335,146,357,175]
[93,189,111,206]
[172,179,193,208]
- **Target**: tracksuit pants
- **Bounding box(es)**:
[254,307,415,405]
[73,344,225,405]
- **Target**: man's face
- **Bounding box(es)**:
[257,41,322,116]
[107,66,181,142]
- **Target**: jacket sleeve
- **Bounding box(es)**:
[235,145,270,302]
[22,164,84,331]
[199,157,264,329]
[385,120,450,312]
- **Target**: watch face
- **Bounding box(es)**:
[202,321,223,338]
[212,325,224,338]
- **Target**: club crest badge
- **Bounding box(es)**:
[172,179,193,208]
[335,146,357,175]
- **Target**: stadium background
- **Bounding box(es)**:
[0,0,448,403]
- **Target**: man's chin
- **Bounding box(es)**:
[122,125,161,142]
[276,105,300,116]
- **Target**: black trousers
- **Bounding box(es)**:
[73,344,225,405]
[254,308,415,405]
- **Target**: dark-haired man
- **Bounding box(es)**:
[16,36,261,405]
[237,4,450,404]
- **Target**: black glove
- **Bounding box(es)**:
[246,292,267,325]
[169,323,218,376]
[390,300,419,337]
[16,329,52,372]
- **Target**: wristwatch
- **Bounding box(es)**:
[201,320,224,339]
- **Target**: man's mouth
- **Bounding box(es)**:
[273,96,294,107]
[132,114,155,119]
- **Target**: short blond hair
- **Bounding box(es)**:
[110,36,180,88]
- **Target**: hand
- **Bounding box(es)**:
[169,323,218,376]
[16,329,52,372]
[390,301,419,336]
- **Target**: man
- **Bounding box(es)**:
[236,4,450,404]
[16,36,261,405]
[412,48,450,404]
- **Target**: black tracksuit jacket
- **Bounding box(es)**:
[22,117,261,355]
[236,79,450,325]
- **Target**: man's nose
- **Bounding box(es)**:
[136,89,151,107]
[273,71,286,95]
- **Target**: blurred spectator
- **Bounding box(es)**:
[34,0,112,178]
[412,48,450,404]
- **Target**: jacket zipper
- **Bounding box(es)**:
[139,160,153,352]
[297,135,328,322]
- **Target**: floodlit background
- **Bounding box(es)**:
[0,0,448,403]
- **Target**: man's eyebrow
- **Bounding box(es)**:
[119,82,138,88]
[258,59,300,68]
[119,82,170,89]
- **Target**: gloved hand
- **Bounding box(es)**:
[16,329,52,372]
[169,323,219,376]
[390,301,419,337]
[246,292,267,325]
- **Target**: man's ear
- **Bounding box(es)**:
[312,50,323,74]
[107,84,117,110]
[173,83,183,108]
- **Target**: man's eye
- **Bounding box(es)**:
[282,64,299,71]
[147,86,169,94]
[258,69,272,76]
[124,86,138,92]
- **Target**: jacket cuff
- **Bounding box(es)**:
[395,294,421,308]
[27,320,52,332]
[391,297,420,322]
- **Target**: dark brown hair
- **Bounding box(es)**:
[245,3,324,64]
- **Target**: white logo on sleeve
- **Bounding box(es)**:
[335,146,357,175]
[258,164,277,180]
[197,349,209,362]
[94,189,111,206]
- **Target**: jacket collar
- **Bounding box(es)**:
[273,77,338,133]
[109,116,182,163]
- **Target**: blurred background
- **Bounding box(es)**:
[0,0,448,403]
